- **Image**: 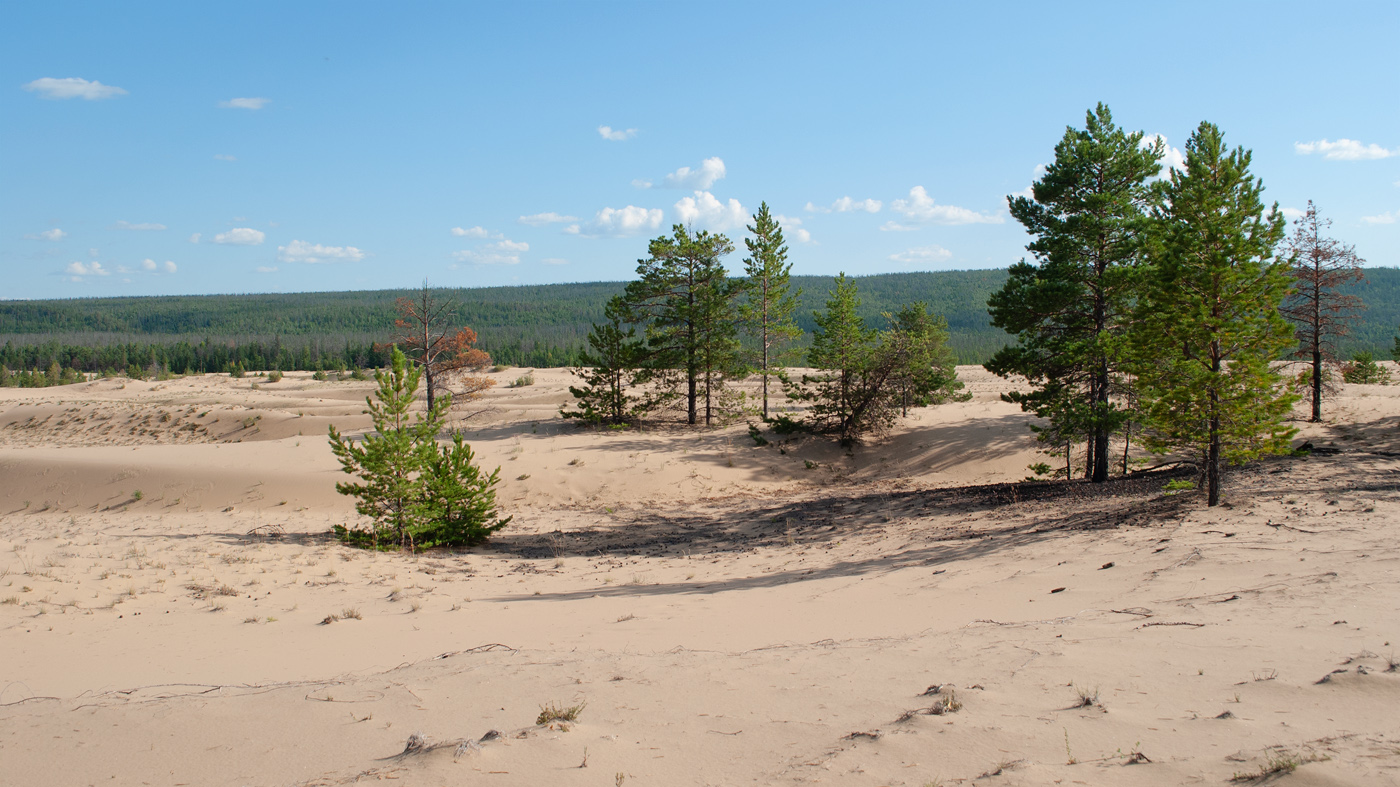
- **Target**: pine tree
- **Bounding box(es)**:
[986,103,1162,482]
[621,225,743,426]
[883,303,969,416]
[739,203,803,419]
[1133,121,1297,507]
[563,296,649,424]
[328,346,508,549]
[1279,201,1366,421]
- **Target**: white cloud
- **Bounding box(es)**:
[188,233,201,243]
[213,227,265,245]
[256,266,278,274]
[660,157,727,190]
[111,221,167,231]
[451,226,501,239]
[277,240,366,263]
[889,245,953,265]
[891,186,1002,225]
[571,205,664,237]
[1361,211,1397,225]
[1280,207,1307,221]
[23,77,127,100]
[214,154,237,161]
[631,179,653,189]
[452,250,521,266]
[518,212,578,227]
[488,239,529,252]
[220,97,270,110]
[24,228,66,241]
[598,125,637,141]
[140,259,178,274]
[805,197,882,214]
[879,221,918,232]
[1295,138,1397,161]
[773,214,812,244]
[1142,134,1186,175]
[674,191,747,231]
[65,261,110,277]
[541,257,569,265]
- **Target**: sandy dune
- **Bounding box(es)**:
[2,366,1399,786]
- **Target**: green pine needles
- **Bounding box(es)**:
[328,346,510,550]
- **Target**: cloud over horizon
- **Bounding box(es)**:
[1295,138,1397,161]
[219,97,270,110]
[674,191,747,231]
[277,240,366,263]
[518,212,579,226]
[23,77,127,100]
[213,228,266,245]
[598,125,637,141]
[805,196,882,214]
[891,186,1002,225]
[565,205,664,237]
[110,221,167,231]
[889,244,953,264]
[25,228,66,241]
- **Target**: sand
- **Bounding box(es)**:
[2,365,1398,786]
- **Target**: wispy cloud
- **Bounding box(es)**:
[214,153,237,161]
[451,226,502,239]
[64,261,110,278]
[1361,210,1397,225]
[1295,138,1397,161]
[1280,207,1307,221]
[566,205,664,238]
[256,266,278,274]
[674,191,747,231]
[805,196,882,214]
[213,227,266,245]
[598,125,637,141]
[774,214,812,244]
[23,77,127,100]
[879,221,918,232]
[518,212,578,227]
[889,244,953,265]
[24,228,66,241]
[891,186,1002,225]
[188,233,202,243]
[277,240,366,263]
[660,157,727,190]
[219,97,270,110]
[141,259,177,274]
[452,250,521,266]
[541,257,569,266]
[110,221,167,231]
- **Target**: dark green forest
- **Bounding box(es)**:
[2,268,1397,375]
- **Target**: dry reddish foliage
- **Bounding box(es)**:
[390,284,495,418]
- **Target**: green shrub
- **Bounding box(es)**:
[1342,351,1391,385]
[329,347,510,551]
[267,369,283,383]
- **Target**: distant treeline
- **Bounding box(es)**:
[3,268,1397,373]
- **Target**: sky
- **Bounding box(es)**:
[2,1,1397,300]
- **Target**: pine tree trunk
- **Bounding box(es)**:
[1092,362,1110,482]
[1208,351,1222,507]
[1311,349,1322,423]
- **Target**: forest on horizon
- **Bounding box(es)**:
[2,267,1398,372]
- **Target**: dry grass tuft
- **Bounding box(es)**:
[537,700,587,726]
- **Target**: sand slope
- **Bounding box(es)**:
[2,367,1399,785]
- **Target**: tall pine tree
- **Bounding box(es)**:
[739,203,802,419]
[1134,121,1297,507]
[621,225,742,426]
[986,104,1162,482]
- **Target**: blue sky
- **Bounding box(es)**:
[3,1,1396,300]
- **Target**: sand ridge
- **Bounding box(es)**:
[2,366,1399,785]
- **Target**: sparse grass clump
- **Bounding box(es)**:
[1072,683,1100,708]
[342,607,362,620]
[1230,751,1304,782]
[537,700,586,726]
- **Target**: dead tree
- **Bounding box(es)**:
[393,281,495,419]
[1279,202,1365,422]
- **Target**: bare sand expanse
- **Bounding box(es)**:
[2,366,1399,786]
